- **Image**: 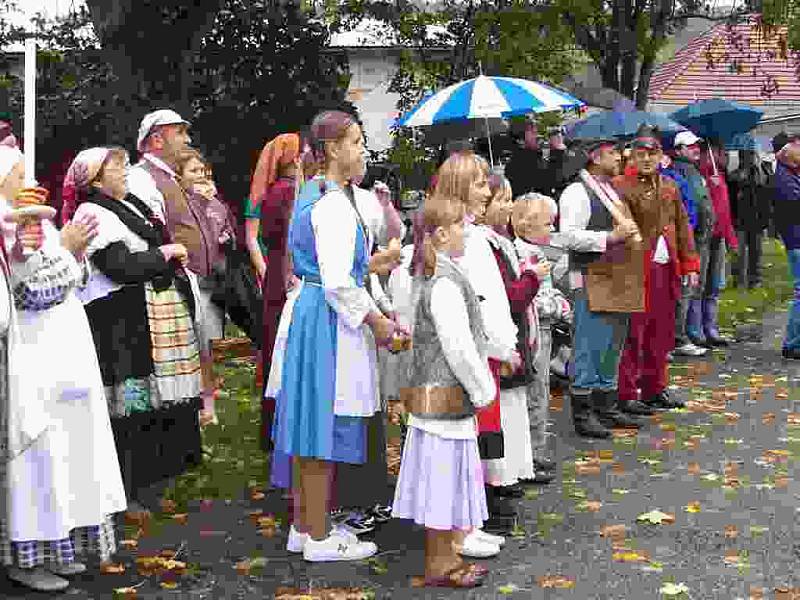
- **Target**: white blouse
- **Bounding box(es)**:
[456,223,517,362]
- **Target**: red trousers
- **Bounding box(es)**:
[618,263,677,402]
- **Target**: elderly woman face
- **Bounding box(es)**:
[95,153,128,201]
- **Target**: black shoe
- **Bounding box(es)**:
[486,487,517,517]
[533,457,556,472]
[782,347,800,360]
[366,504,392,523]
[597,410,640,429]
[522,470,555,485]
[645,390,684,410]
[620,400,655,416]
[483,515,515,535]
[705,334,730,347]
[570,391,611,439]
[495,483,525,498]
[593,389,640,429]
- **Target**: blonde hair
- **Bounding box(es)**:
[412,182,466,277]
[511,192,557,233]
[430,151,486,210]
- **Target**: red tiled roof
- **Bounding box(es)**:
[649,15,800,105]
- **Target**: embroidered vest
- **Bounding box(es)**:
[407,255,488,420]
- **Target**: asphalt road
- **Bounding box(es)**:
[2,310,800,599]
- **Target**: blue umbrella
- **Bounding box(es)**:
[565,110,686,141]
[396,75,584,165]
[670,99,762,143]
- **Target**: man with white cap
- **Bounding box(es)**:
[128,109,192,220]
[671,130,715,350]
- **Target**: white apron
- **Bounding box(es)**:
[6,231,127,541]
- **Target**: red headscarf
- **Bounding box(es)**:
[61,147,113,225]
[249,133,301,210]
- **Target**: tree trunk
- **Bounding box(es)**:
[635,58,655,108]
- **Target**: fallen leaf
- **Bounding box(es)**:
[600,524,627,539]
[576,500,602,512]
[248,510,264,524]
[787,413,800,425]
[724,411,741,423]
[112,588,138,599]
[612,549,650,562]
[259,526,277,538]
[762,412,776,424]
[684,501,701,513]
[100,562,126,575]
[250,488,265,501]
[235,560,251,575]
[774,587,800,600]
[688,462,701,475]
[159,499,177,514]
[764,449,790,463]
[637,509,675,525]
[642,561,664,572]
[575,459,601,476]
[660,582,689,596]
[612,461,626,473]
[159,581,178,590]
[171,513,188,525]
[725,525,738,539]
[497,584,517,595]
[749,586,764,599]
[536,575,575,589]
[119,539,138,550]
[775,475,789,488]
[256,515,276,528]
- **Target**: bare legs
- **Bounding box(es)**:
[294,457,333,540]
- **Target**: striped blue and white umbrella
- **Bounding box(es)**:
[396,75,584,128]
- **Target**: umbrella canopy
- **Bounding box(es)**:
[670,98,762,143]
[396,75,584,128]
[566,110,686,141]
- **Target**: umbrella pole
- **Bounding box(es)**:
[484,116,494,168]
[707,140,718,176]
[23,36,36,187]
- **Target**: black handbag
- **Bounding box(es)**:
[210,238,263,348]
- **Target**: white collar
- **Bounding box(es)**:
[143,153,177,179]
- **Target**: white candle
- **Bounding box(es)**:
[23,37,36,187]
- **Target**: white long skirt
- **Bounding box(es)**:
[482,386,535,486]
[5,293,127,542]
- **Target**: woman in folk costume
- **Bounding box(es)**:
[251,133,305,451]
[270,110,404,562]
[392,167,495,589]
[66,147,203,504]
[0,145,127,592]
[480,175,553,491]
[614,126,700,411]
[511,193,571,471]
[329,169,405,534]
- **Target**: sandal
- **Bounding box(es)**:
[414,563,485,588]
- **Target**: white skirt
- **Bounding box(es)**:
[482,386,535,485]
[7,293,127,541]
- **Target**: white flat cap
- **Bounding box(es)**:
[137,109,190,151]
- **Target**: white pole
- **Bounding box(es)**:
[23,36,36,187]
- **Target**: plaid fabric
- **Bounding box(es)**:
[13,250,81,312]
[144,282,201,404]
[0,517,117,568]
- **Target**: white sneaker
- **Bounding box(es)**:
[472,528,506,547]
[674,343,707,357]
[459,531,501,558]
[287,524,359,553]
[302,530,377,562]
[287,524,309,553]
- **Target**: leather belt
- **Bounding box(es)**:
[400,386,466,415]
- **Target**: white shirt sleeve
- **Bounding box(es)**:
[127,166,165,221]
[459,226,517,361]
[311,191,375,330]
[429,277,495,408]
[388,246,415,329]
[559,182,608,253]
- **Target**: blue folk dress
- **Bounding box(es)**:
[271,178,378,488]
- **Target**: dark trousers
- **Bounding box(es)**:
[331,412,391,509]
[734,228,763,288]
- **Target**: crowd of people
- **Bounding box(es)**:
[0,103,798,592]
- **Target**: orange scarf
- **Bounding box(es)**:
[249,133,300,210]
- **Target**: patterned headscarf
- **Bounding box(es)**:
[249,133,302,209]
[61,147,112,225]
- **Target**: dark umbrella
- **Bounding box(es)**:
[566,110,686,141]
[670,99,762,143]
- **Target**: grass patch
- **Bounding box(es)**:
[718,238,792,333]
